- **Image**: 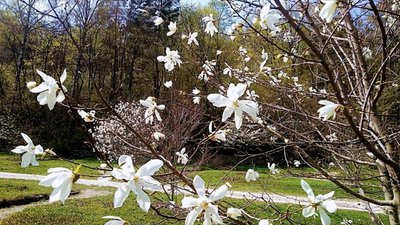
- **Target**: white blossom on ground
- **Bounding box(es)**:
[39,166,81,203]
[29,69,67,110]
[227,208,242,219]
[157,48,182,72]
[167,21,177,36]
[268,162,279,174]
[11,133,43,168]
[140,97,165,124]
[294,160,301,167]
[245,169,259,182]
[326,132,338,142]
[319,0,338,23]
[78,110,96,122]
[340,218,353,225]
[207,83,259,129]
[202,14,218,36]
[181,175,228,225]
[164,81,173,88]
[176,148,189,165]
[102,216,130,225]
[317,100,342,121]
[301,179,337,225]
[112,155,163,212]
[192,87,200,95]
[153,16,163,26]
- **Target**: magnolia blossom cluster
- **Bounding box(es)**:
[91,101,163,160]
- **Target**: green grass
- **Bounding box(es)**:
[0,152,383,200]
[189,170,383,200]
[0,192,388,225]
[0,153,103,176]
[0,179,52,203]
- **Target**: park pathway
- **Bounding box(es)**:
[0,172,386,214]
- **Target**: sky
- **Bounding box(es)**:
[181,0,211,6]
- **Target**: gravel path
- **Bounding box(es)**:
[0,172,386,214]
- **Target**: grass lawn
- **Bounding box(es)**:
[0,153,103,176]
[0,192,388,225]
[0,179,88,207]
[0,152,383,200]
[189,170,383,200]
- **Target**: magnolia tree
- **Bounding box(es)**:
[8,0,400,224]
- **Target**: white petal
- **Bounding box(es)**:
[222,107,234,122]
[234,108,243,129]
[136,159,163,177]
[182,196,198,208]
[56,91,65,103]
[319,207,332,225]
[114,184,131,208]
[21,153,32,167]
[322,200,337,213]
[60,69,67,83]
[30,82,49,93]
[301,179,315,199]
[35,145,44,154]
[11,146,27,154]
[136,188,151,212]
[21,133,33,145]
[193,175,206,197]
[207,94,230,107]
[208,184,228,202]
[259,219,270,225]
[302,206,315,218]
[185,207,202,225]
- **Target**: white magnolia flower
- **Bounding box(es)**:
[187,32,199,46]
[176,148,189,165]
[207,83,259,129]
[259,3,282,32]
[208,121,228,142]
[301,179,337,225]
[11,133,43,168]
[30,69,67,110]
[112,155,163,212]
[140,96,165,124]
[167,21,177,36]
[153,16,163,26]
[157,48,182,72]
[216,50,222,55]
[227,208,242,219]
[268,162,279,174]
[202,14,218,36]
[26,81,37,90]
[319,0,338,23]
[182,175,228,225]
[78,110,96,122]
[103,216,130,225]
[259,220,270,225]
[245,169,259,182]
[39,166,81,203]
[294,160,301,167]
[153,132,165,141]
[317,100,342,121]
[164,81,173,88]
[193,96,201,105]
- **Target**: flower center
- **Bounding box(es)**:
[200,200,209,209]
[232,100,239,108]
[134,176,139,182]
